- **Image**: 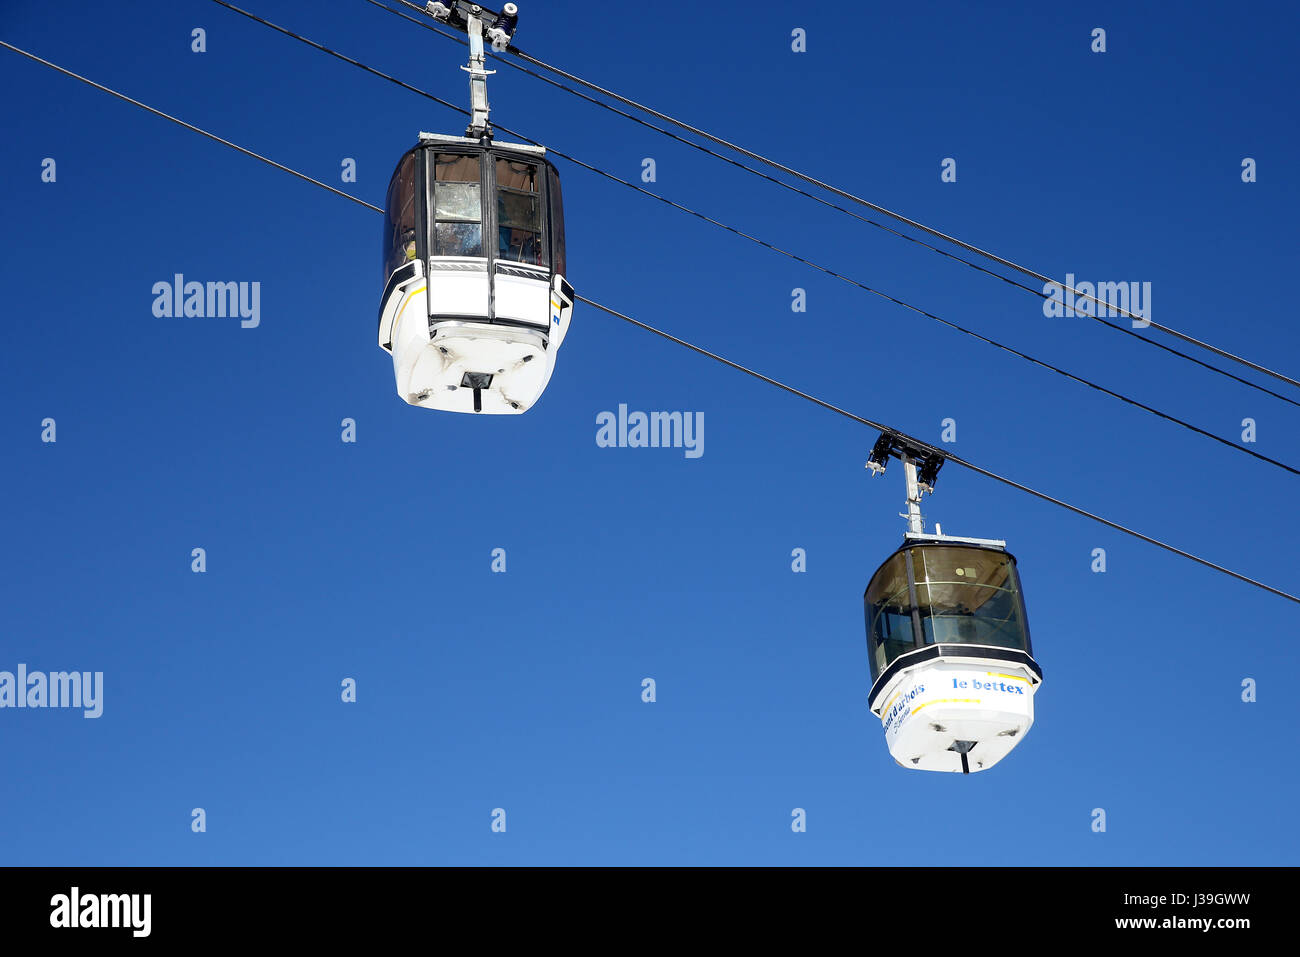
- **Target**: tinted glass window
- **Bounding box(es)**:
[913,547,1028,651]
[549,166,566,277]
[865,545,1031,684]
[430,153,483,257]
[872,602,915,679]
[496,160,539,191]
[434,222,483,259]
[435,154,481,183]
[499,191,538,229]
[496,159,543,266]
[382,151,417,283]
[865,552,918,681]
[434,183,481,222]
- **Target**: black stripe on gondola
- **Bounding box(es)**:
[867,644,1043,711]
[427,261,490,272]
[487,315,551,333]
[378,262,418,340]
[427,314,552,340]
[496,263,548,279]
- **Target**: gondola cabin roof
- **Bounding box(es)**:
[901,532,1007,550]
[417,131,548,159]
[871,532,1015,571]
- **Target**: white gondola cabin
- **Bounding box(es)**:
[862,435,1044,774]
[378,134,574,413]
[865,534,1043,773]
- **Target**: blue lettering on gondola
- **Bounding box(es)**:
[952,677,1024,694]
[882,684,925,734]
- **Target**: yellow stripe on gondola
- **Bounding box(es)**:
[986,672,1030,683]
[912,698,981,715]
[391,285,427,342]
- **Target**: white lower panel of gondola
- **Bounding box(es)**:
[392,312,554,414]
[494,271,550,325]
[876,661,1037,773]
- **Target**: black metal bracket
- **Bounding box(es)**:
[865,432,946,492]
[426,1,519,44]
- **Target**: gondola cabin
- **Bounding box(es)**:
[378,133,575,413]
[865,533,1043,773]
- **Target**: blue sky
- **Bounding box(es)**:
[1,0,1297,865]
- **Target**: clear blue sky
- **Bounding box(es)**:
[1,0,1296,865]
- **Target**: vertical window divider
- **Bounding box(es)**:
[904,548,925,652]
[484,151,496,322]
